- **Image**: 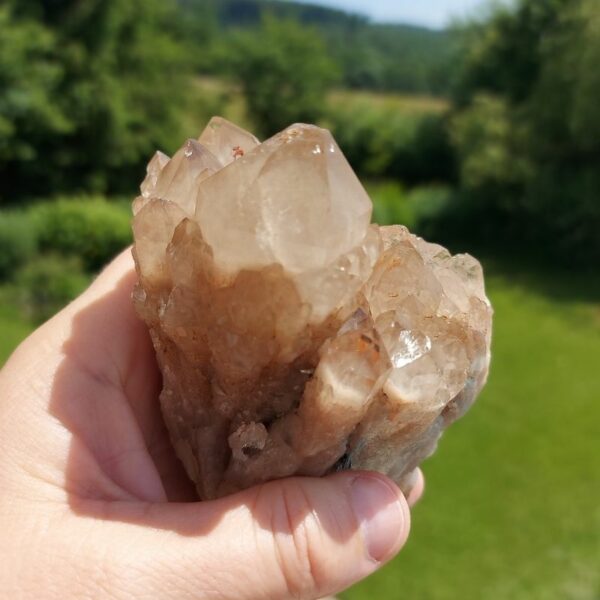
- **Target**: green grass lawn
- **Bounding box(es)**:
[344,265,600,600]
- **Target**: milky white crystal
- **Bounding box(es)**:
[132,117,493,500]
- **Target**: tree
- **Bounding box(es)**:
[227,16,339,137]
[0,7,68,185]
[0,0,191,202]
[448,0,600,265]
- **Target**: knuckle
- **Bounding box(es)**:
[267,481,325,599]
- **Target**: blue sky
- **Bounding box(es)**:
[293,0,498,28]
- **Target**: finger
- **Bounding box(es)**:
[82,472,410,600]
[2,247,159,433]
[55,247,144,380]
[0,249,176,501]
[406,469,425,507]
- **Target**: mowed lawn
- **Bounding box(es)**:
[1,260,598,600]
[344,266,600,600]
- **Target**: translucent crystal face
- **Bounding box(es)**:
[195,123,372,275]
[132,117,493,500]
[198,116,260,167]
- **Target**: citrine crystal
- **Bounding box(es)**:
[132,117,492,500]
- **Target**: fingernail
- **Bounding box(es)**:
[350,475,406,562]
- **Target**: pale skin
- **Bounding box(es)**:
[0,250,424,600]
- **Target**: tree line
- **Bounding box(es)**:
[1,0,598,265]
[446,0,600,265]
[182,0,456,95]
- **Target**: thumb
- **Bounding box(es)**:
[89,472,410,600]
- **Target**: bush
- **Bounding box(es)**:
[407,185,454,228]
[328,105,456,185]
[33,198,131,272]
[0,211,37,281]
[367,181,413,227]
[16,254,89,324]
[367,181,454,232]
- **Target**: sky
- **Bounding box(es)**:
[293,0,498,29]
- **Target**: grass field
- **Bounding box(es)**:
[329,89,449,115]
[184,77,448,136]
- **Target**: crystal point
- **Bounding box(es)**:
[132,118,493,500]
[198,116,260,167]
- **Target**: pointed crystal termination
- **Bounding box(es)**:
[198,116,260,167]
[195,122,372,275]
[132,117,493,500]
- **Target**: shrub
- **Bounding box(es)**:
[32,197,132,272]
[367,181,414,228]
[367,181,454,233]
[410,115,457,184]
[328,105,456,185]
[408,185,454,230]
[15,254,89,324]
[0,211,37,281]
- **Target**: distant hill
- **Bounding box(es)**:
[180,0,369,27]
[177,0,457,95]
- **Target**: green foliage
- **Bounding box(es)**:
[368,181,453,232]
[0,212,38,281]
[329,105,456,185]
[226,16,339,136]
[454,0,565,104]
[33,198,131,272]
[0,7,68,167]
[0,285,33,362]
[15,254,89,324]
[0,0,192,202]
[407,185,455,226]
[1,0,455,201]
[448,0,600,265]
[450,95,532,198]
[368,182,413,228]
[358,24,456,95]
[189,0,456,96]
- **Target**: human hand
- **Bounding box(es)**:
[0,250,423,600]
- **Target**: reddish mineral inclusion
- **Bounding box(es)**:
[132,117,493,500]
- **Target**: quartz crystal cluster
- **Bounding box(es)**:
[132,117,492,500]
